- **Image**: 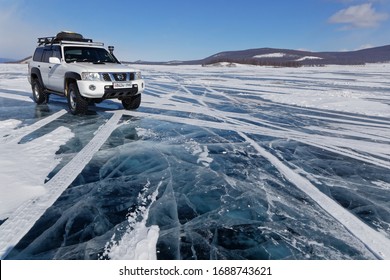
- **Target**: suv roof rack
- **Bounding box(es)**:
[37,32,104,46]
[37,37,104,46]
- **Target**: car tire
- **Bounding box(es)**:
[31,78,49,104]
[121,94,141,110]
[67,83,88,115]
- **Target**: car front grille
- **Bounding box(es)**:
[113,73,127,81]
[101,72,135,82]
[102,73,111,81]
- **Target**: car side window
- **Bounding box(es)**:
[42,48,52,63]
[33,48,44,62]
[52,46,62,60]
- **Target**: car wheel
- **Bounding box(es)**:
[121,94,141,110]
[31,78,49,104]
[67,83,88,115]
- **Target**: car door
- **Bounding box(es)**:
[47,46,66,93]
[38,47,52,89]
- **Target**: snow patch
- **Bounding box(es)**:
[0,121,74,220]
[254,53,286,58]
[185,139,213,167]
[0,119,22,136]
[296,56,323,61]
[102,180,161,260]
[267,88,390,117]
[166,60,183,64]
[372,181,390,190]
[135,127,157,139]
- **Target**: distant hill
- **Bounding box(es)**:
[0,56,31,64]
[0,58,15,63]
[131,45,390,67]
[6,56,32,64]
[6,45,390,67]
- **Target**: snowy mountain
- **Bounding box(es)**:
[132,45,390,66]
[200,45,390,66]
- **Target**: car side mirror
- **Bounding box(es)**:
[49,57,61,64]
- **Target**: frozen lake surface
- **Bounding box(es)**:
[0,63,390,260]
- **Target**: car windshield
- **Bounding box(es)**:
[64,47,118,64]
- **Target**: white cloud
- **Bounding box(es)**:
[329,3,388,29]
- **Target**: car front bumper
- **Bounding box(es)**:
[77,79,145,99]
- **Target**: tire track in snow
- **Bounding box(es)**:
[207,87,390,167]
[0,111,123,259]
[145,82,390,169]
[0,92,32,103]
[203,84,390,126]
[295,114,390,129]
[0,109,67,144]
[204,85,390,168]
[124,110,390,170]
[237,132,390,260]
[179,84,209,108]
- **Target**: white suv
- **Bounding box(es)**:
[28,32,145,114]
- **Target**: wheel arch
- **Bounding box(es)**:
[64,72,81,95]
[30,67,44,86]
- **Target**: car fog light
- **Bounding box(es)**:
[89,85,96,91]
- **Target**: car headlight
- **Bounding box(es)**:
[81,72,101,81]
[135,71,142,80]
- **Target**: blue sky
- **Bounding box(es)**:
[1,0,390,61]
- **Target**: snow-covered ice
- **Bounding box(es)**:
[1,63,390,260]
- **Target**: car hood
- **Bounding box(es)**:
[69,63,139,73]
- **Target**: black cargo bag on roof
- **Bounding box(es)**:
[55,32,85,42]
